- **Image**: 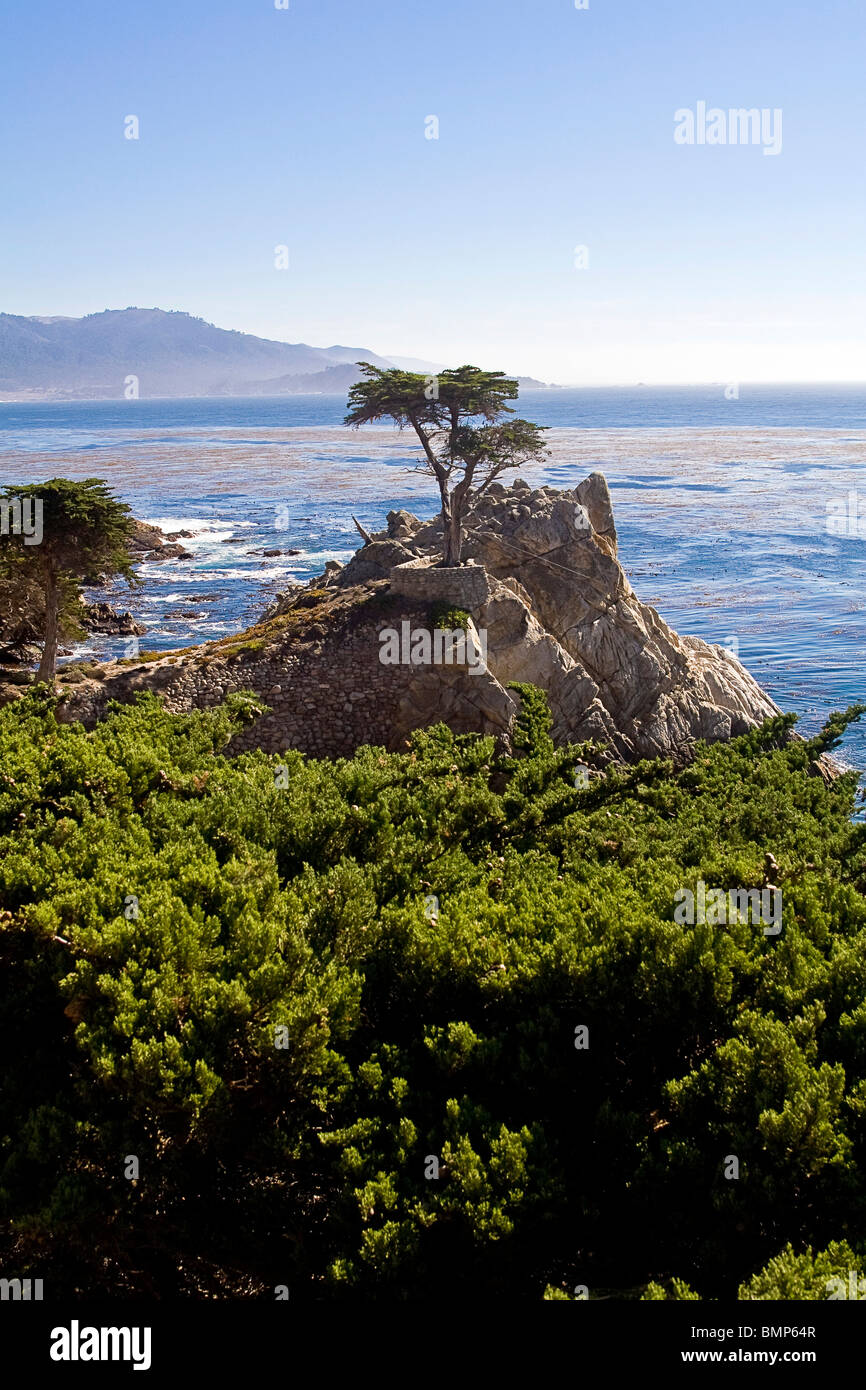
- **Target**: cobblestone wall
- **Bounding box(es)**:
[59,596,514,759]
[389,560,491,608]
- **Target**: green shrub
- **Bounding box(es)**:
[643,1278,701,1300]
[0,688,863,1299]
[430,601,470,631]
[738,1242,861,1300]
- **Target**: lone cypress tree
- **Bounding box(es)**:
[0,478,138,681]
[345,364,549,566]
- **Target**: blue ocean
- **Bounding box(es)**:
[1,386,864,788]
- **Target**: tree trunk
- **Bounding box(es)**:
[444,507,462,566]
[440,493,464,567]
[37,567,59,683]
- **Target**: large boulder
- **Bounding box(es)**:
[78,600,146,636]
[465,476,777,760]
[127,519,168,555]
[338,538,416,586]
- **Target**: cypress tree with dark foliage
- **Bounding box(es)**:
[0,479,137,681]
[345,364,549,566]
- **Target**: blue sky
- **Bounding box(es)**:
[1,0,864,382]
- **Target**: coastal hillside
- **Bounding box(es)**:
[0,308,546,400]
[0,308,396,400]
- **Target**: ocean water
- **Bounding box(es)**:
[1,388,864,789]
[2,383,866,437]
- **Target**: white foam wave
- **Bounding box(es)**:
[293,549,354,563]
[157,593,222,605]
[138,566,305,581]
[142,517,256,534]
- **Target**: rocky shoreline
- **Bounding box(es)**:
[43,472,795,770]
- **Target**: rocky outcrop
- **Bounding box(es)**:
[78,600,146,636]
[126,519,193,562]
[128,519,168,557]
[57,473,780,766]
[58,585,518,756]
[146,544,193,562]
[314,473,778,762]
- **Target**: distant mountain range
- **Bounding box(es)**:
[0,308,550,400]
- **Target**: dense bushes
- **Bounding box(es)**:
[0,684,864,1300]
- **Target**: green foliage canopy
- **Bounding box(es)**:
[0,687,864,1300]
[345,365,549,565]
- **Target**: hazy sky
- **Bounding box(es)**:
[1,0,864,383]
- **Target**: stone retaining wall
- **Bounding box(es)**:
[60,597,514,760]
[389,559,491,609]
